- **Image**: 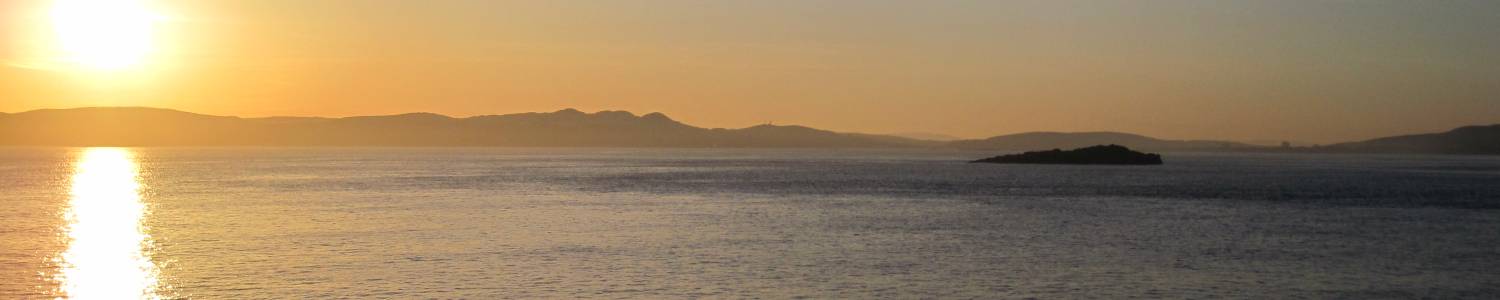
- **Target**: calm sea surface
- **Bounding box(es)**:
[2,147,1499,299]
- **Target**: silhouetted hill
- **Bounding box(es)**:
[0,107,931,147]
[949,131,1254,152]
[1319,125,1500,154]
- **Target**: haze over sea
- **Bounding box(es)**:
[3,147,1499,298]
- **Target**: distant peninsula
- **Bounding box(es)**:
[971,145,1164,165]
[1314,124,1500,155]
[948,131,1253,152]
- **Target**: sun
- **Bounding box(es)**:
[50,0,158,70]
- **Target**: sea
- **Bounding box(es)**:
[1,147,1498,299]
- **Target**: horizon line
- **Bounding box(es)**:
[5,105,1493,145]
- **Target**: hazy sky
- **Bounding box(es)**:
[3,0,1498,143]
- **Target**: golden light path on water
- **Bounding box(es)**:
[55,148,161,299]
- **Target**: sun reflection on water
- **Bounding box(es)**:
[54,148,161,299]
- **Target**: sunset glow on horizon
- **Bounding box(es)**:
[2,0,1498,143]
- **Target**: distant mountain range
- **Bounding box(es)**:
[0,107,1495,154]
[0,107,932,147]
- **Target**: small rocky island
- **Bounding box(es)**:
[971,145,1163,165]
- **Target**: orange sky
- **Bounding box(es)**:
[3,0,1498,143]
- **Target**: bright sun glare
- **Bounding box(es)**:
[57,148,161,299]
[50,0,157,70]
